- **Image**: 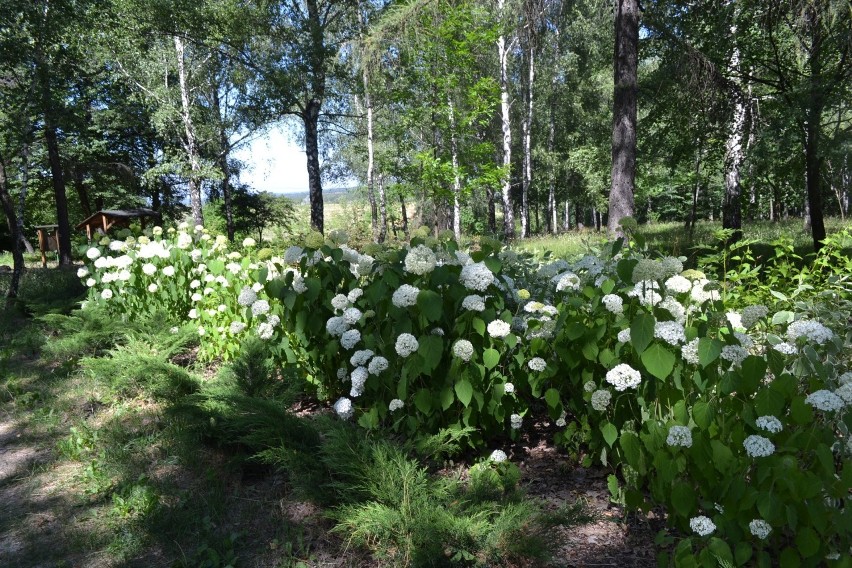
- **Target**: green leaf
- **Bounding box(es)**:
[616,258,638,284]
[707,538,733,565]
[357,407,379,429]
[440,387,454,410]
[582,341,599,362]
[484,257,502,274]
[734,542,753,566]
[544,388,560,409]
[483,348,500,370]
[794,527,819,558]
[670,482,695,517]
[417,336,443,374]
[619,431,641,470]
[692,401,712,429]
[772,311,794,325]
[630,313,655,354]
[790,396,813,425]
[416,290,443,322]
[641,343,675,380]
[565,322,586,340]
[472,318,486,336]
[710,441,733,473]
[697,338,722,367]
[601,422,617,447]
[414,389,432,415]
[455,380,473,407]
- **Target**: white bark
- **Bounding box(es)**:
[722,24,746,232]
[497,0,514,240]
[174,35,203,226]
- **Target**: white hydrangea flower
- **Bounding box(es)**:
[489,449,508,463]
[188,308,198,319]
[487,320,511,339]
[654,321,686,345]
[617,328,631,344]
[602,294,624,315]
[191,293,202,302]
[326,317,349,337]
[117,270,131,281]
[452,339,474,361]
[147,283,158,293]
[528,357,547,372]
[368,356,389,375]
[510,413,522,429]
[331,293,350,311]
[734,332,754,350]
[340,329,361,350]
[690,279,720,304]
[689,516,716,536]
[250,299,269,316]
[257,322,274,340]
[666,425,693,448]
[337,367,348,381]
[605,364,642,391]
[659,297,686,323]
[77,267,89,278]
[237,286,257,306]
[459,262,494,291]
[554,272,581,292]
[284,246,304,264]
[665,275,692,294]
[503,382,515,394]
[242,237,256,247]
[749,519,771,540]
[86,247,101,260]
[461,294,486,312]
[805,390,844,412]
[229,321,246,334]
[835,383,852,405]
[395,333,419,357]
[741,305,768,329]
[343,307,362,325]
[720,345,748,366]
[583,381,596,392]
[198,326,206,336]
[755,416,783,433]
[392,284,420,308]
[404,244,437,275]
[86,278,97,287]
[726,311,743,330]
[141,263,156,276]
[591,390,612,411]
[787,320,833,345]
[389,399,404,412]
[837,372,852,385]
[347,288,363,303]
[744,435,775,457]
[772,342,798,355]
[350,349,374,367]
[162,266,175,277]
[333,397,354,420]
[350,366,368,397]
[100,289,113,300]
[555,417,567,427]
[94,257,109,269]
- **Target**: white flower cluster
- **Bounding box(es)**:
[331,293,350,310]
[510,413,522,429]
[395,333,419,357]
[452,339,474,361]
[787,319,833,345]
[554,272,581,292]
[284,246,304,264]
[257,322,274,340]
[666,425,693,448]
[251,299,270,316]
[326,316,349,337]
[617,328,631,344]
[744,434,775,457]
[404,244,437,275]
[835,383,852,405]
[720,345,748,366]
[749,519,772,540]
[665,275,692,295]
[654,321,686,345]
[689,516,716,536]
[583,381,596,392]
[602,294,624,315]
[805,390,845,412]
[606,364,642,391]
[341,329,361,350]
[772,342,797,355]
[839,372,852,385]
[690,279,720,304]
[459,262,494,291]
[350,349,374,367]
[632,259,663,283]
[368,356,388,375]
[238,286,257,306]
[528,357,547,372]
[741,305,768,329]
[504,382,515,394]
[628,280,662,307]
[333,397,354,420]
[755,416,783,433]
[343,307,362,325]
[461,294,486,312]
[350,366,368,397]
[392,284,420,308]
[591,390,611,411]
[681,338,700,365]
[389,398,404,412]
[487,320,511,339]
[229,321,246,334]
[490,449,508,463]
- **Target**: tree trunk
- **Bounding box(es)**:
[73,165,92,218]
[607,0,639,235]
[377,174,387,243]
[487,186,496,234]
[803,6,826,252]
[520,46,534,239]
[399,193,408,236]
[304,101,324,233]
[174,35,204,227]
[496,0,515,240]
[0,153,24,304]
[723,24,745,242]
[358,4,378,242]
[546,101,557,234]
[563,200,570,231]
[41,85,73,266]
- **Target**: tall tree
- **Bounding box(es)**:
[608,0,639,234]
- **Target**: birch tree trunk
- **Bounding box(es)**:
[174,35,204,227]
[358,2,378,241]
[723,22,745,240]
[607,0,639,235]
[496,0,515,240]
[377,174,387,242]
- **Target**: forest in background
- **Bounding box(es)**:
[0,0,850,260]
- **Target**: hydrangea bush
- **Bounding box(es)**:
[79,224,852,566]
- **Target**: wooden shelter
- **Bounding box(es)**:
[76,209,162,241]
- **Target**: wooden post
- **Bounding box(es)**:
[38,228,47,267]
[86,224,92,242]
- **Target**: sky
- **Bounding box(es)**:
[233,126,310,195]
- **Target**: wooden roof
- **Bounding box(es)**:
[76,208,161,230]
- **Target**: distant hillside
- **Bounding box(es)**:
[276,185,360,205]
